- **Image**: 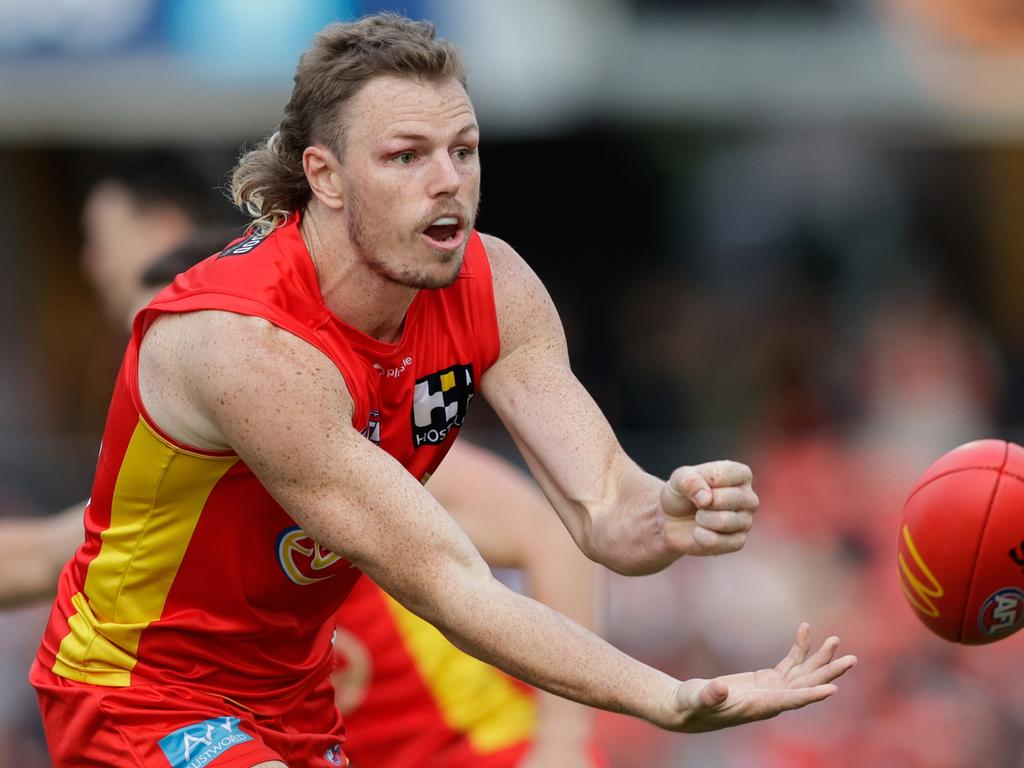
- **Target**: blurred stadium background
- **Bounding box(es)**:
[2,0,1024,765]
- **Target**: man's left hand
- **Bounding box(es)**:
[659,460,758,557]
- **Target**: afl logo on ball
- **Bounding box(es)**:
[978,587,1024,637]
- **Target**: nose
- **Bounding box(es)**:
[427,152,460,198]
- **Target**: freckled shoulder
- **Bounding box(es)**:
[478,232,566,362]
[140,310,355,450]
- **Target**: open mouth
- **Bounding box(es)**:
[421,215,465,250]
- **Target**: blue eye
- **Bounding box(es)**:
[394,152,415,165]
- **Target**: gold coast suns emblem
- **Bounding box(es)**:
[276,526,350,585]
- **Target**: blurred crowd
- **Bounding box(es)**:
[582,131,1024,767]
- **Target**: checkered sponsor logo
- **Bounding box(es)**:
[410,364,474,447]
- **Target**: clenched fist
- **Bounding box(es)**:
[660,461,758,557]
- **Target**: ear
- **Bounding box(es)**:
[303,145,345,210]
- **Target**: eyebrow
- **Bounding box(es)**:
[385,124,479,143]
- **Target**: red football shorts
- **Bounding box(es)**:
[31,661,349,767]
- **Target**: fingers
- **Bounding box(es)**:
[758,684,839,717]
[701,486,759,513]
[675,678,841,733]
[778,628,858,688]
[800,654,858,688]
[664,467,713,513]
[775,623,811,676]
[690,526,748,555]
[663,462,757,519]
[686,488,758,554]
[803,635,840,671]
[694,509,754,534]
[693,460,753,488]
[671,627,855,733]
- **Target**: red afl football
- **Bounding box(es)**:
[898,439,1024,644]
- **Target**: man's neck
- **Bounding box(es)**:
[300,204,417,344]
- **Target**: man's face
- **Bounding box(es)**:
[335,75,481,290]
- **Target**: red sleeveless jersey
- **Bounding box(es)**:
[35,214,501,717]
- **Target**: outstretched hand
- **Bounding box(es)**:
[660,460,759,556]
[664,624,856,733]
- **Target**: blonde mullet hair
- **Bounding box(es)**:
[230,13,466,234]
[231,131,298,234]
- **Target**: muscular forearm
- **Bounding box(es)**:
[505,431,679,576]
[389,556,855,737]
[430,569,676,727]
[430,440,602,751]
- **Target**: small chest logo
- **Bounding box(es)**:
[158,716,252,768]
[411,364,474,447]
[361,410,381,445]
[978,587,1024,637]
[277,526,349,586]
[219,230,267,257]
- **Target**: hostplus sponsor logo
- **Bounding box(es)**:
[158,716,252,768]
[410,364,474,447]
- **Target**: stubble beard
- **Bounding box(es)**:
[348,190,472,291]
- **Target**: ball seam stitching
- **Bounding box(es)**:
[959,442,1010,643]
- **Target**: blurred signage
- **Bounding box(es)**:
[0,0,164,56]
[0,0,434,60]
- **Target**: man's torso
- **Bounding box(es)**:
[35,215,501,715]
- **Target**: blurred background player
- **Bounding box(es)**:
[0,158,605,767]
[0,155,234,609]
[78,154,215,328]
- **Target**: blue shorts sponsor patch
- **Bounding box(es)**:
[158,716,253,768]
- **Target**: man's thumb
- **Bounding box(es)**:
[663,467,712,515]
[698,679,729,708]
